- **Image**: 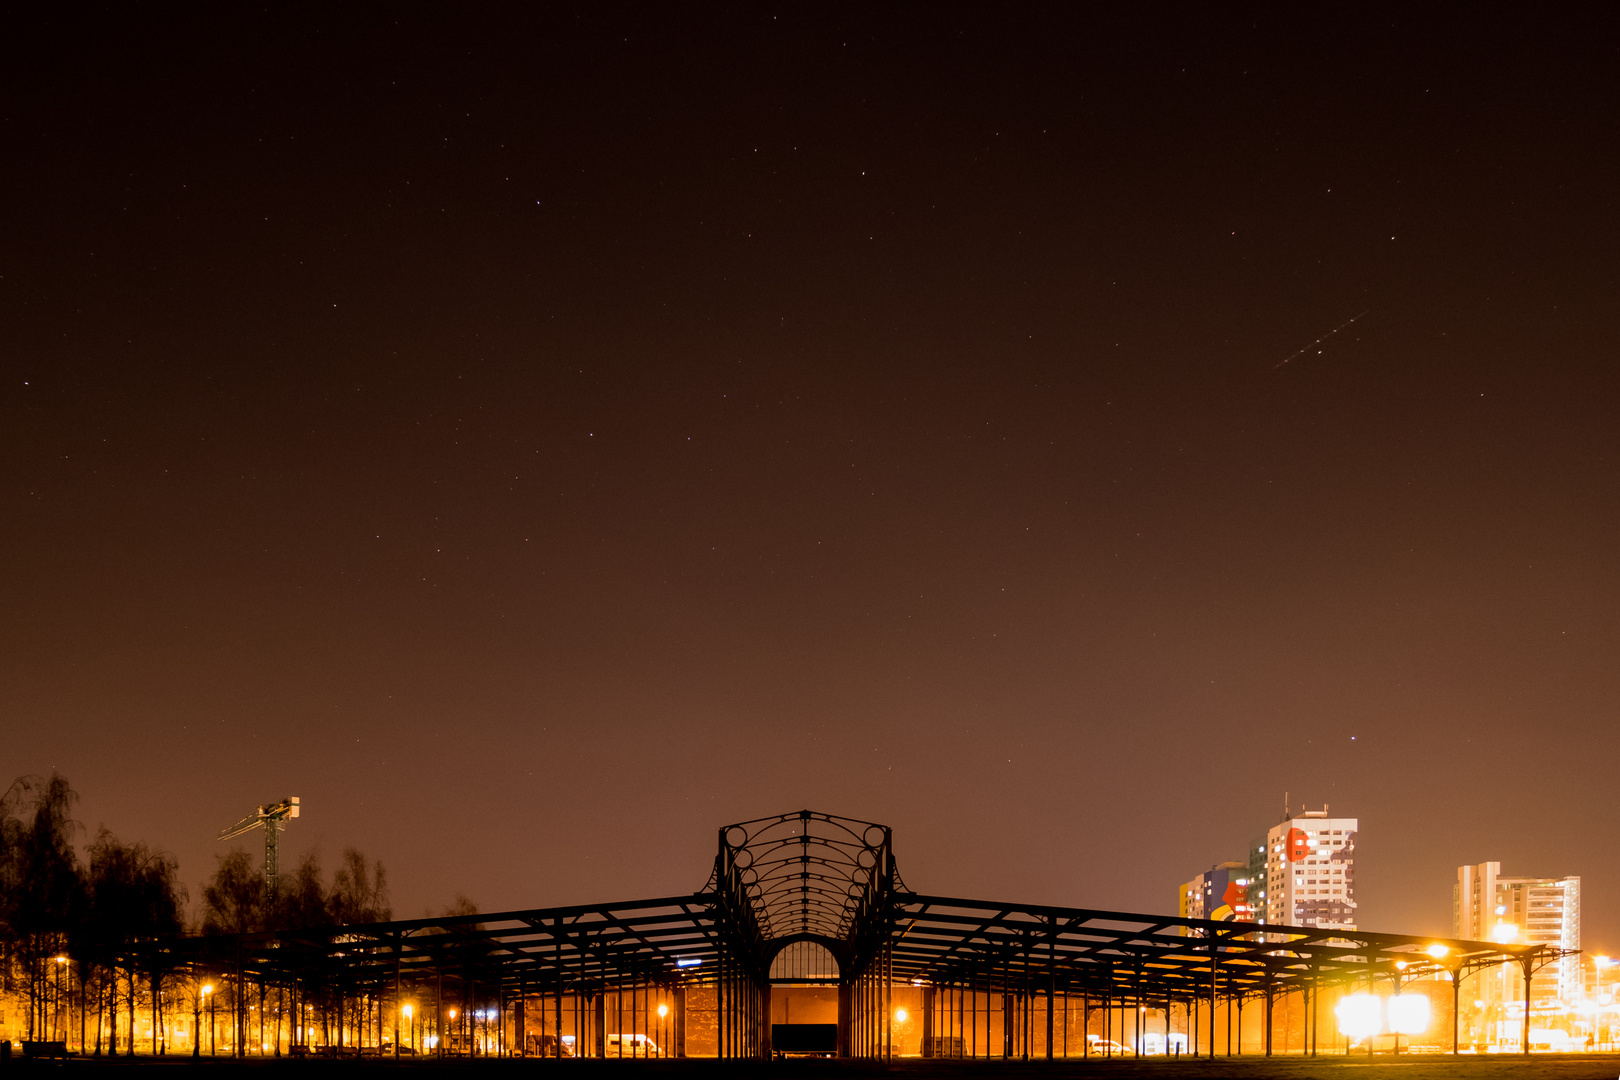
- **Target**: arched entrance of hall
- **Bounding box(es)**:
[766,937,843,1056]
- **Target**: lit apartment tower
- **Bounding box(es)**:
[1178,861,1255,926]
[1264,808,1357,929]
[1248,836,1269,922]
[1455,862,1581,1005]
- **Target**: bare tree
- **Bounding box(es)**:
[274,851,333,932]
[201,849,264,937]
[84,829,184,1055]
[5,775,85,1040]
[331,848,391,925]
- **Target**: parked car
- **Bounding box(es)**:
[1085,1035,1134,1056]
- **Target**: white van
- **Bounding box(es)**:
[605,1033,661,1056]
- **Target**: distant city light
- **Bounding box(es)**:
[676,958,702,967]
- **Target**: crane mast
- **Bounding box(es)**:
[217,796,301,894]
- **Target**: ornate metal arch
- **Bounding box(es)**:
[716,809,892,943]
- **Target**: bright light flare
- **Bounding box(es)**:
[1335,993,1382,1038]
[657,1004,669,1018]
[1426,943,1450,959]
[894,1008,908,1023]
[1388,994,1430,1035]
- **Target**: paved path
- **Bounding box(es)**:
[37,1056,1620,1079]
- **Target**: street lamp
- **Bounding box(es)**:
[403,1005,414,1054]
[1489,925,1520,1051]
[203,985,216,1057]
[1592,957,1614,1049]
[52,957,67,1044]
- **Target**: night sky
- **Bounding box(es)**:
[5,8,1618,946]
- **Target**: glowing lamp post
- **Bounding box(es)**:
[403,1005,413,1055]
[657,1003,668,1057]
[52,958,67,1046]
[1422,943,1470,1055]
[202,985,216,1057]
[1489,923,1522,1052]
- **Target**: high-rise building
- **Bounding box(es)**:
[1455,862,1581,1005]
[1178,860,1255,926]
[1247,835,1269,922]
[1263,808,1357,929]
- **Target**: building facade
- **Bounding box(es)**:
[1178,860,1255,926]
[1455,861,1581,1007]
[1264,809,1357,929]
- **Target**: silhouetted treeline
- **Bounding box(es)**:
[201,846,390,936]
[0,773,390,1050]
[0,775,184,1045]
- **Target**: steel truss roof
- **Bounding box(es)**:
[174,811,1560,1002]
[184,894,728,993]
[891,894,1549,998]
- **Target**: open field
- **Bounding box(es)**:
[14,1056,1620,1080]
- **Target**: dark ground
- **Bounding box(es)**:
[11,1056,1620,1080]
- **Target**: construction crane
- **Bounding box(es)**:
[218,796,300,894]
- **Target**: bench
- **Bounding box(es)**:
[21,1041,70,1062]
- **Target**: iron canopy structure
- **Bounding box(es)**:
[174,810,1564,1060]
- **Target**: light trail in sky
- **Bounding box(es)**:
[1275,310,1368,369]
